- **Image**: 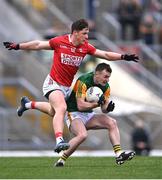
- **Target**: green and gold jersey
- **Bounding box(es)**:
[66,72,110,112]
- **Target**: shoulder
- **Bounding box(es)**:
[86,42,96,54]
[105,83,110,92]
[83,41,95,48]
[101,83,110,93]
[49,34,68,48]
[79,72,93,79]
[50,34,68,42]
[78,72,93,85]
[106,83,110,89]
[87,42,95,48]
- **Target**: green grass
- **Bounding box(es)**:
[0,156,162,179]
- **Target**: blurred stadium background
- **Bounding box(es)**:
[0,0,162,156]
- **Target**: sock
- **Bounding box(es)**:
[113,144,122,157]
[55,132,64,144]
[25,101,35,109]
[58,153,68,164]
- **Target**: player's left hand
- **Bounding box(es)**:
[107,101,115,113]
[121,54,139,62]
[3,42,20,50]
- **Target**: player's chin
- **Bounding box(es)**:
[82,39,87,44]
[101,82,107,86]
[81,41,85,44]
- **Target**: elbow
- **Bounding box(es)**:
[25,40,41,50]
[77,101,86,111]
[27,40,42,50]
[77,104,85,111]
[34,40,42,49]
[105,52,110,60]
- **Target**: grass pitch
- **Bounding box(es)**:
[0,156,162,179]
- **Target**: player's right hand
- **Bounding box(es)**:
[98,94,105,106]
[3,42,20,50]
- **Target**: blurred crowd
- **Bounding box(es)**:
[22,0,162,47]
[116,0,162,45]
[131,120,152,156]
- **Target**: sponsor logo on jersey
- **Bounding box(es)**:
[60,45,68,48]
[61,53,83,66]
[79,48,83,52]
[71,48,76,52]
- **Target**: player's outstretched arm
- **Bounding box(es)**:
[94,49,139,63]
[3,40,51,50]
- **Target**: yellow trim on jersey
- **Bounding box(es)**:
[104,88,110,100]
[67,112,72,125]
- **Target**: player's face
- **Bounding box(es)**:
[76,28,89,44]
[95,70,111,86]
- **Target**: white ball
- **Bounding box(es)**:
[86,86,103,102]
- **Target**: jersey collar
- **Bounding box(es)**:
[68,34,72,43]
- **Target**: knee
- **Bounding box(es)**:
[48,108,55,117]
[78,132,88,142]
[105,117,117,130]
[109,118,118,130]
[55,104,67,114]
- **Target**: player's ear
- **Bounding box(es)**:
[72,30,78,35]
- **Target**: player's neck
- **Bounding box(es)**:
[70,34,80,46]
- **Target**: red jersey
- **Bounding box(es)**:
[49,34,96,87]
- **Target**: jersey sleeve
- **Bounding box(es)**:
[87,43,96,55]
[104,87,110,100]
[49,37,59,49]
[74,80,87,98]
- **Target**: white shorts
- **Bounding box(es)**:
[65,111,95,129]
[43,74,71,99]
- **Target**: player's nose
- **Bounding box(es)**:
[85,34,88,40]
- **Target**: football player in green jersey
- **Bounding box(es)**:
[55,63,135,166]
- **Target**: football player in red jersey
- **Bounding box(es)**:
[3,19,139,153]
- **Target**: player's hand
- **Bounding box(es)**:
[3,42,20,50]
[98,94,105,106]
[106,101,115,113]
[121,54,139,62]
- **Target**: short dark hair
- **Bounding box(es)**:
[95,63,112,73]
[71,19,89,33]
